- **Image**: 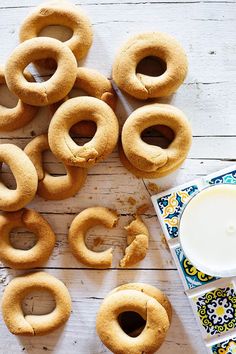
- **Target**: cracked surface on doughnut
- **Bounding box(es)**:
[0,208,56,269]
[1,272,71,335]
[113,32,188,100]
[68,207,119,268]
[120,215,149,268]
[24,134,87,200]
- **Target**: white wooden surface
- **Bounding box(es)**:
[0,0,236,353]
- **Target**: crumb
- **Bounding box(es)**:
[93,237,103,247]
[43,347,48,351]
[128,196,136,205]
[30,130,36,136]
[136,204,149,215]
[209,50,216,55]
[89,196,92,199]
[147,182,160,194]
[94,187,97,190]
[160,233,169,251]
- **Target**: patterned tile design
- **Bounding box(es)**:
[211,338,236,354]
[156,185,198,239]
[207,169,236,186]
[174,246,217,289]
[194,285,236,337]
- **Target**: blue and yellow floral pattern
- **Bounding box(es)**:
[211,338,236,354]
[175,246,217,289]
[207,170,236,185]
[156,185,198,239]
[194,286,236,336]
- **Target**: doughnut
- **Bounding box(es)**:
[0,208,56,269]
[108,283,172,322]
[48,96,119,168]
[113,32,188,99]
[96,287,170,354]
[1,271,71,335]
[24,134,87,200]
[5,37,77,106]
[0,144,38,211]
[68,207,118,268]
[120,215,149,268]
[120,103,192,178]
[19,1,93,69]
[0,66,39,131]
[51,67,117,137]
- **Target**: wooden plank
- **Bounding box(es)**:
[0,268,206,354]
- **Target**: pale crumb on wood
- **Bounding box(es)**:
[128,196,136,205]
[136,203,149,215]
[160,232,170,251]
[147,182,160,194]
[93,237,103,248]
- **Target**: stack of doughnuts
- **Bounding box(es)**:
[0,0,191,348]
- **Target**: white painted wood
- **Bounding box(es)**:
[0,0,235,353]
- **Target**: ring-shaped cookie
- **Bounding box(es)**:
[51,67,117,137]
[68,207,118,268]
[0,67,39,131]
[121,104,192,178]
[1,271,71,335]
[48,96,119,168]
[0,209,56,269]
[19,1,93,68]
[108,283,172,322]
[0,144,38,211]
[96,289,170,354]
[113,32,188,99]
[24,134,87,200]
[5,37,77,106]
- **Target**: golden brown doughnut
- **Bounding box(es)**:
[48,96,119,168]
[113,32,188,100]
[0,66,39,131]
[19,1,93,69]
[120,215,149,268]
[0,208,56,269]
[68,207,118,268]
[24,134,87,200]
[1,271,71,335]
[0,144,38,211]
[51,67,117,137]
[120,104,192,178]
[5,37,77,106]
[96,288,170,354]
[108,283,172,322]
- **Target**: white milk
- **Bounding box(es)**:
[179,184,236,277]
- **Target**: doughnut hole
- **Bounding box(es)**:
[42,149,67,177]
[136,56,167,77]
[9,227,37,250]
[69,121,97,141]
[0,83,18,108]
[22,289,56,315]
[85,225,112,252]
[0,163,17,190]
[141,125,175,149]
[118,311,146,337]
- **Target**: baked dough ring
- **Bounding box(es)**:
[48,96,119,168]
[108,283,172,322]
[120,104,192,178]
[19,1,93,69]
[113,32,188,100]
[0,209,56,269]
[0,144,38,211]
[0,67,39,131]
[120,215,149,268]
[24,134,87,200]
[1,271,71,335]
[51,67,117,137]
[5,37,77,106]
[68,207,118,268]
[96,289,170,354]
